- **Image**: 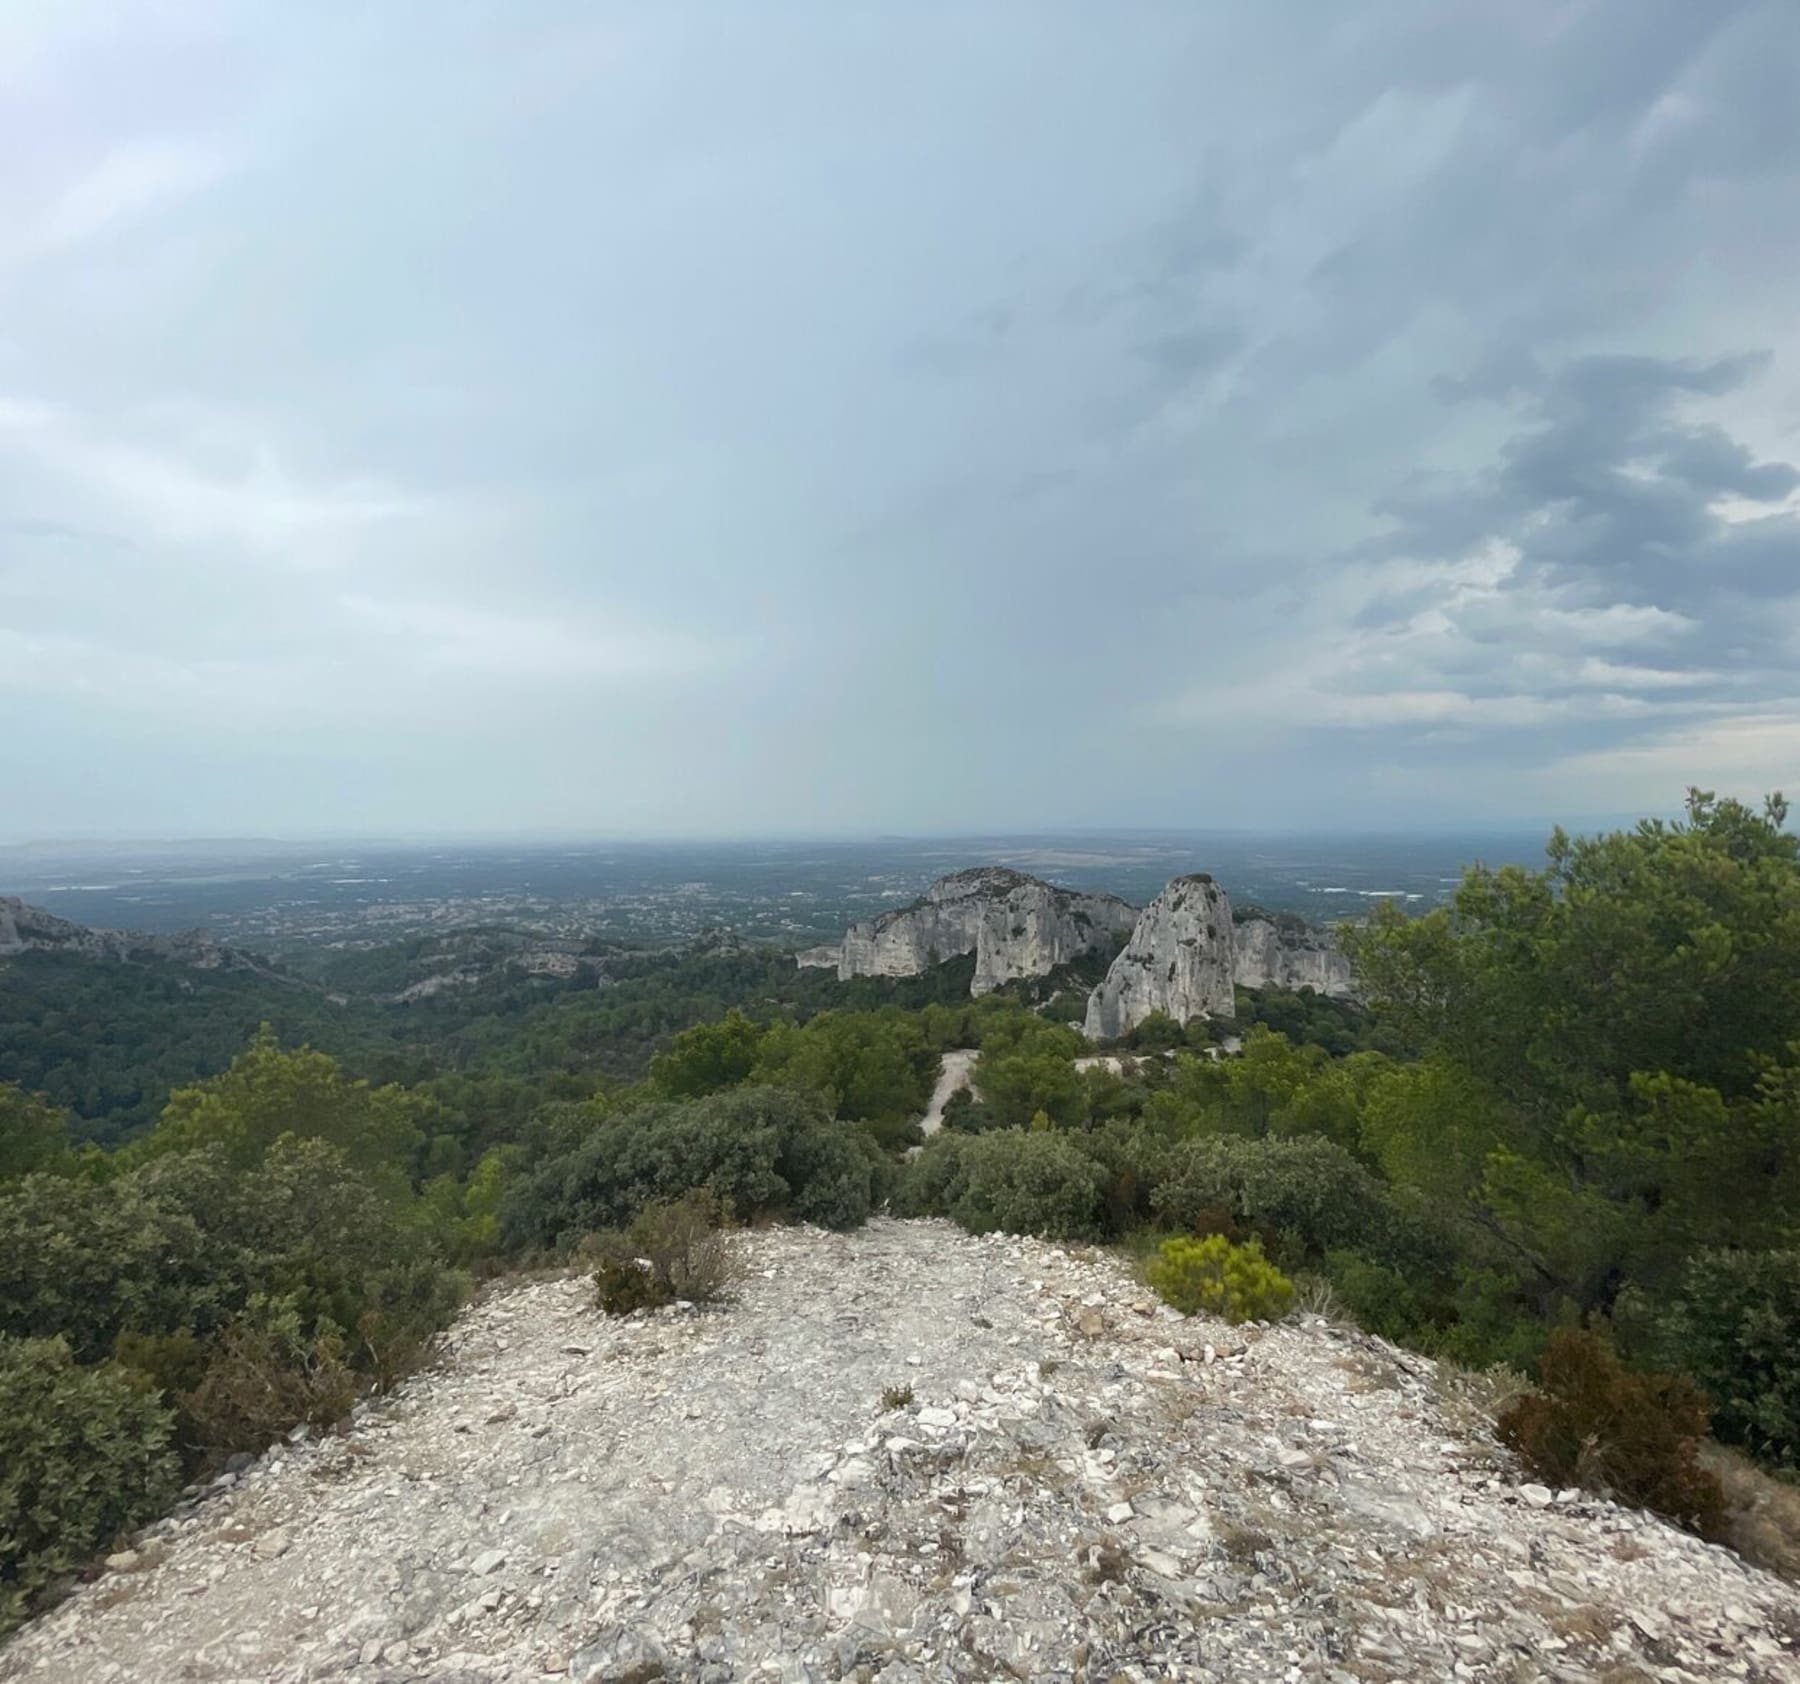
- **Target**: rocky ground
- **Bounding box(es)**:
[5,1220,1798,1684]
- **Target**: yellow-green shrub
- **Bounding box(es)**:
[1146,1234,1295,1323]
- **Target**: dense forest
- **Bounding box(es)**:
[3,790,1797,1630]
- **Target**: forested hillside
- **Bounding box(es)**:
[2,791,1796,1634]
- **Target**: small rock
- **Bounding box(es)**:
[470,1549,508,1576]
[1105,1500,1135,1523]
[252,1527,291,1561]
[1520,1483,1555,1508]
[104,1550,141,1573]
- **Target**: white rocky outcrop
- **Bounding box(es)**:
[1232,914,1355,998]
[831,868,1136,997]
[10,1220,1795,1684]
[1084,874,1237,1039]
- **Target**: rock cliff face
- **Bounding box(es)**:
[832,868,1137,997]
[1232,915,1355,998]
[1084,875,1237,1039]
[0,897,296,983]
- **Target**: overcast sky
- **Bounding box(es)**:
[3,1,1797,840]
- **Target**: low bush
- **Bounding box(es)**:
[593,1258,673,1316]
[910,1129,1108,1241]
[0,1336,180,1633]
[180,1300,361,1455]
[1498,1328,1725,1535]
[590,1189,743,1316]
[500,1086,876,1250]
[1146,1234,1295,1323]
[1150,1134,1429,1270]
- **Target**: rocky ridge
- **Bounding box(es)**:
[6,1219,1793,1684]
[830,868,1137,997]
[1084,876,1239,1040]
[0,898,297,985]
[1231,916,1355,999]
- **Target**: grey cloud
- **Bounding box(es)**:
[2,2,1799,837]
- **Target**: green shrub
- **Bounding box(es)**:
[942,1088,1003,1134]
[351,1259,470,1389]
[1498,1328,1724,1535]
[776,1117,883,1230]
[1073,1122,1181,1236]
[1150,1134,1429,1269]
[893,1132,973,1218]
[499,1086,875,1249]
[0,1170,232,1361]
[593,1257,672,1315]
[1631,1248,1800,1466]
[1146,1235,1295,1323]
[940,1129,1107,1241]
[0,1337,180,1633]
[1324,1249,1439,1347]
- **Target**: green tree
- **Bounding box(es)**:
[144,1027,425,1190]
[978,1049,1087,1130]
[649,1009,766,1096]
[0,1082,70,1182]
[1345,790,1800,1316]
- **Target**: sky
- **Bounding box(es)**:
[2,1,1798,840]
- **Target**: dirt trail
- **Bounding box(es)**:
[5,1220,1795,1683]
[916,1049,977,1136]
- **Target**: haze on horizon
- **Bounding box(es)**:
[3,2,1798,843]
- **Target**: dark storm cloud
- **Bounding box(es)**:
[1389,352,1800,612]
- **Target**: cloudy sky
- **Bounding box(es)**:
[3,1,1797,839]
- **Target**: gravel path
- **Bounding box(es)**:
[917,1050,978,1136]
[4,1219,1797,1683]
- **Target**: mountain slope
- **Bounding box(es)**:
[5,1221,1793,1683]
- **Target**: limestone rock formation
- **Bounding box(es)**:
[1084,875,1236,1039]
[1232,913,1355,998]
[0,897,297,984]
[830,868,1136,997]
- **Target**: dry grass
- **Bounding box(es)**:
[1701,1442,1800,1584]
[1431,1359,1532,1435]
[1547,1603,1620,1648]
[1216,1522,1275,1566]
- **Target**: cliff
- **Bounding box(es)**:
[0,897,298,985]
[831,868,1137,997]
[1232,914,1355,998]
[1084,874,1237,1039]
